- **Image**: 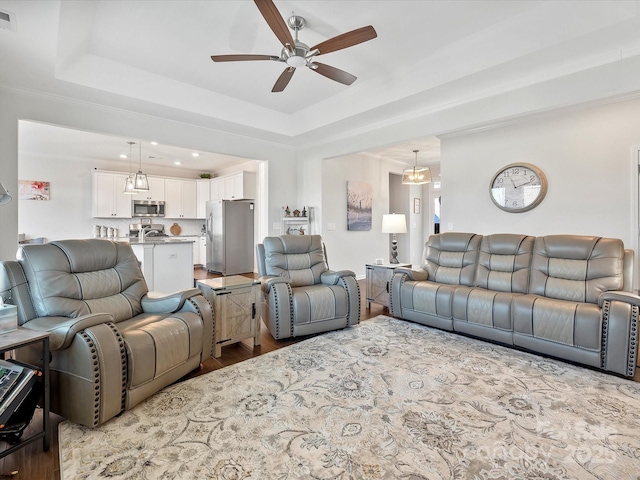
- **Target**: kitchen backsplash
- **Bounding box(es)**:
[91,218,206,238]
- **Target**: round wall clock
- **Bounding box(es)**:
[489,162,548,213]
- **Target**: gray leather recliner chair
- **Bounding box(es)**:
[0,239,213,427]
[256,235,360,340]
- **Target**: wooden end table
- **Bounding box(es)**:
[366,263,411,309]
[197,276,261,358]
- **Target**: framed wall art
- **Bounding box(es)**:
[18,180,50,200]
[347,181,372,231]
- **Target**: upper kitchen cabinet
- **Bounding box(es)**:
[138,176,165,201]
[92,171,133,218]
[196,180,210,219]
[223,171,256,200]
[165,179,197,219]
[210,178,223,202]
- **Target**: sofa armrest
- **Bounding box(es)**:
[599,292,640,377]
[22,313,115,350]
[598,291,640,308]
[321,269,356,285]
[141,288,202,313]
[395,267,429,281]
[259,275,290,294]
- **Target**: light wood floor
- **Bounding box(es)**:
[1,269,637,479]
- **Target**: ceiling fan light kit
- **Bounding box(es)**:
[402,150,432,185]
[210,0,377,92]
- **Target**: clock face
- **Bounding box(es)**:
[489,163,547,212]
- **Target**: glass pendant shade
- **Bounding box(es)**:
[123,175,137,194]
[133,140,150,191]
[134,171,149,191]
[123,141,139,194]
[402,149,432,185]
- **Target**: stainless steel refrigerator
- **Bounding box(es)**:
[206,200,254,275]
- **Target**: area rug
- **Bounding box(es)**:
[59,316,640,479]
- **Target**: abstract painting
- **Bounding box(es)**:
[18,180,50,200]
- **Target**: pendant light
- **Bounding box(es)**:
[133,140,149,191]
[123,141,138,195]
[0,182,12,205]
[402,149,432,185]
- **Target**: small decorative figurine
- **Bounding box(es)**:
[293,209,300,217]
[302,206,307,217]
[300,227,305,235]
[285,205,290,217]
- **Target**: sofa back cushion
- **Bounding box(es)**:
[423,232,482,286]
[529,235,624,303]
[17,239,147,321]
[262,235,328,287]
[475,234,535,293]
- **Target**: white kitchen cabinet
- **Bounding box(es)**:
[199,236,206,267]
[210,178,223,201]
[138,176,165,201]
[92,171,133,218]
[165,179,197,218]
[196,180,210,219]
[222,171,256,200]
[177,236,200,266]
[130,241,193,293]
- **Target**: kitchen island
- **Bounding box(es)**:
[126,238,195,293]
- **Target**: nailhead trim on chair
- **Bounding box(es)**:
[629,306,638,377]
[340,277,361,325]
[189,297,216,358]
[601,300,610,369]
[287,283,294,337]
[78,330,103,428]
[106,322,128,413]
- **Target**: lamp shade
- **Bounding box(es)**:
[381,214,407,234]
[0,183,12,206]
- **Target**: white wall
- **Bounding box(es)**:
[441,97,640,250]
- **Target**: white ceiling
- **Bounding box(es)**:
[3,0,640,168]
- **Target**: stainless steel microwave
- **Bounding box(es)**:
[132,200,165,217]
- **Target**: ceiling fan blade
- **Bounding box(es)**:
[254,0,295,50]
[311,26,377,55]
[211,54,277,62]
[272,67,295,92]
[311,62,357,86]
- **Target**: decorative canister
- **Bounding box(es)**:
[100,226,107,238]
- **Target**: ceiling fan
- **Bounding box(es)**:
[210,0,377,92]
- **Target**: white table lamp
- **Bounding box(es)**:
[381,213,407,264]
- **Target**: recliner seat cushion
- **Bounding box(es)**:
[119,312,204,387]
[513,295,601,350]
[17,239,146,321]
[292,284,348,324]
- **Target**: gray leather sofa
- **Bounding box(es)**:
[0,239,213,427]
[256,235,360,339]
[390,232,639,377]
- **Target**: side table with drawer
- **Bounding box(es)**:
[365,263,411,309]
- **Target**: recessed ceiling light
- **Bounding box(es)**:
[174,161,181,165]
[191,152,200,157]
[119,154,127,158]
[151,141,158,146]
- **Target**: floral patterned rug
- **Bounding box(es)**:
[59,316,640,479]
